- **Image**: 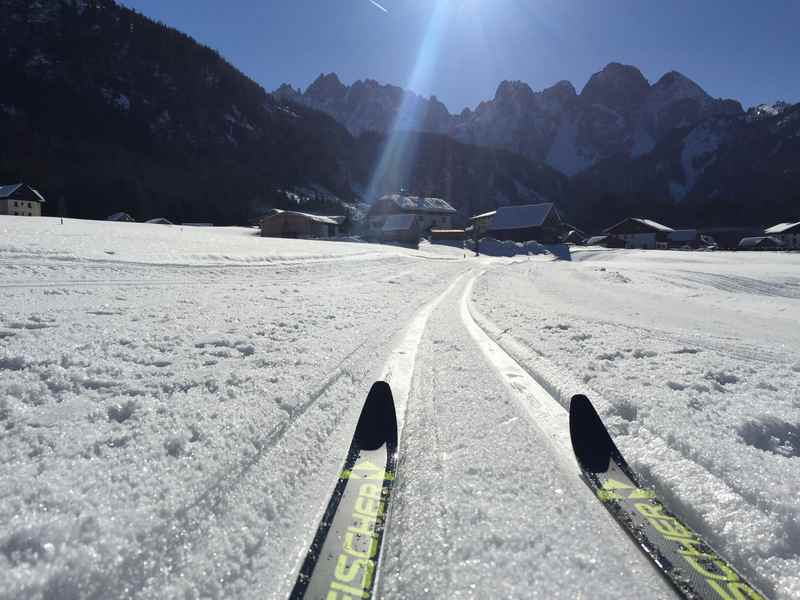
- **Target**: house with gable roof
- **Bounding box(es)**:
[0,183,46,217]
[367,193,456,235]
[604,217,674,249]
[470,202,565,244]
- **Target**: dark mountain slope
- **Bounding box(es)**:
[0,0,356,223]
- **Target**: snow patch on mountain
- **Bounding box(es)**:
[546,116,594,176]
[679,123,724,193]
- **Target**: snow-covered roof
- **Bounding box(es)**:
[264,210,341,226]
[764,222,800,234]
[379,194,456,214]
[604,217,674,234]
[146,218,174,225]
[586,236,610,245]
[634,218,673,232]
[0,183,46,203]
[488,203,559,231]
[0,184,22,198]
[382,214,417,232]
[471,210,497,221]
[108,212,135,222]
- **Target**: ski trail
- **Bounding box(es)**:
[381,272,467,439]
[459,274,578,477]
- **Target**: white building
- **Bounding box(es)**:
[764,222,800,249]
[367,194,456,235]
[0,183,46,217]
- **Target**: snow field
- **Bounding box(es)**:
[471,249,800,599]
[0,217,469,599]
[2,216,798,599]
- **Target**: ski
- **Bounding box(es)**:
[569,394,767,600]
[290,381,398,600]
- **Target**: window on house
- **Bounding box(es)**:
[27,202,31,208]
[14,201,18,207]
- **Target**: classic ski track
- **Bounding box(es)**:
[457,273,684,596]
[459,274,579,477]
[278,270,468,599]
[86,267,470,599]
[465,272,785,597]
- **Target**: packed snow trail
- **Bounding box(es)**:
[471,252,800,598]
[379,273,673,598]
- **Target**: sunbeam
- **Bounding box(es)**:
[364,1,450,202]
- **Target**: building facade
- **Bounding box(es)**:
[260,210,340,238]
[472,202,565,244]
[368,194,456,235]
[0,184,45,216]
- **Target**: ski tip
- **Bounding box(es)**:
[569,394,616,474]
[355,381,398,451]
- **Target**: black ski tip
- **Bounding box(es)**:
[569,394,617,474]
[354,381,398,451]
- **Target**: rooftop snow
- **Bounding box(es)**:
[0,183,46,203]
[379,194,456,214]
[764,222,800,234]
[488,203,557,231]
[265,210,341,226]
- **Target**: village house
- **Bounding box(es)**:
[108,212,135,222]
[738,236,785,251]
[0,183,46,217]
[367,194,456,235]
[764,222,800,249]
[604,217,674,249]
[260,209,342,239]
[470,202,564,244]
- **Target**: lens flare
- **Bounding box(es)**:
[364,1,450,202]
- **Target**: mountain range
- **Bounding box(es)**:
[276,65,745,177]
[1,0,797,231]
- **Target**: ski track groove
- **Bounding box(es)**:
[86,269,468,599]
[467,270,789,598]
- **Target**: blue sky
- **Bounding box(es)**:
[120,0,799,113]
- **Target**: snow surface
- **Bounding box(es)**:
[1,217,798,599]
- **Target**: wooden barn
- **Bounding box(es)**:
[604,218,674,249]
[0,183,46,217]
[260,210,341,239]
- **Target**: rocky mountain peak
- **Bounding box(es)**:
[651,71,708,102]
[305,73,347,101]
[494,80,535,103]
[580,62,650,112]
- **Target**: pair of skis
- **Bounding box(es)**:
[290,384,766,600]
